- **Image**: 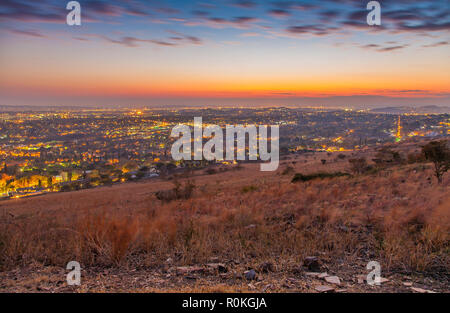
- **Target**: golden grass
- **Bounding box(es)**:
[0,148,449,276]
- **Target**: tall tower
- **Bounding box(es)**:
[396,115,402,141]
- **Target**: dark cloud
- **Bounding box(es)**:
[192,10,210,17]
[232,1,257,9]
[397,22,450,32]
[0,0,64,23]
[272,1,317,11]
[397,90,430,93]
[100,31,202,48]
[287,25,337,36]
[156,7,181,15]
[1,0,448,45]
[7,28,46,38]
[101,36,176,47]
[320,10,340,20]
[422,41,449,48]
[203,16,259,28]
[268,9,291,18]
[361,43,408,52]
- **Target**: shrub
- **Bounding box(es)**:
[155,180,196,202]
[291,172,350,183]
[349,158,369,174]
[241,185,258,193]
[281,166,294,175]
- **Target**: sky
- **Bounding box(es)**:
[0,0,449,108]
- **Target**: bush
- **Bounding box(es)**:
[407,153,425,164]
[155,180,196,202]
[291,172,350,183]
[281,166,294,175]
[205,168,217,175]
[241,185,258,193]
[349,158,369,174]
[373,148,404,166]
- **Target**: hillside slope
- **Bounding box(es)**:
[0,141,449,293]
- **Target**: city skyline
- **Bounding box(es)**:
[0,0,449,107]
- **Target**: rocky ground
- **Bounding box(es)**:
[1,256,447,293]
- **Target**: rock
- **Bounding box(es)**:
[208,256,220,263]
[245,224,256,230]
[325,276,341,285]
[318,272,329,279]
[206,263,227,273]
[176,266,204,275]
[379,277,389,284]
[411,287,436,294]
[403,282,413,287]
[315,285,335,293]
[259,262,274,273]
[303,256,321,272]
[305,272,321,277]
[244,269,257,281]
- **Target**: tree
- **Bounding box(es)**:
[422,140,450,183]
[349,158,368,174]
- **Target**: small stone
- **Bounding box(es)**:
[176,266,204,275]
[305,272,321,277]
[209,256,220,263]
[244,269,257,281]
[318,272,329,279]
[325,276,341,285]
[403,282,413,287]
[315,285,335,293]
[411,287,435,293]
[206,263,227,273]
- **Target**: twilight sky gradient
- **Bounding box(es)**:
[0,0,449,108]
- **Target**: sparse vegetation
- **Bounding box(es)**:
[0,140,448,292]
[349,157,369,174]
[291,172,350,183]
[422,140,450,183]
[155,179,196,202]
[281,165,294,175]
[241,185,258,193]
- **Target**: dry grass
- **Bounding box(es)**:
[0,144,449,278]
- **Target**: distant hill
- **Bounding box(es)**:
[370,105,450,114]
[0,105,96,112]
